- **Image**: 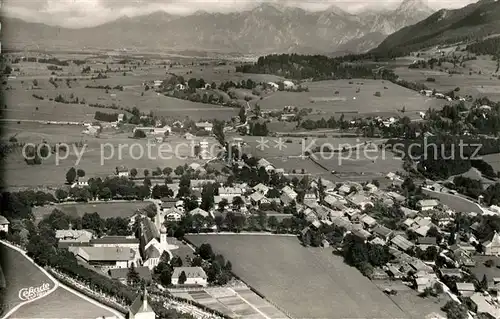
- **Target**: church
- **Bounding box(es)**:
[128,286,156,319]
[138,214,177,270]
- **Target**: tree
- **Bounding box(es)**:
[134,130,146,138]
[66,167,77,184]
[55,189,68,202]
[130,168,138,178]
[197,243,214,260]
[144,169,150,177]
[171,255,183,267]
[76,169,85,178]
[268,216,278,230]
[178,271,187,284]
[239,106,246,124]
[232,196,244,210]
[174,166,184,176]
[213,120,225,146]
[163,167,172,176]
[442,301,468,319]
[32,79,38,86]
[127,263,141,286]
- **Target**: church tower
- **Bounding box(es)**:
[160,225,167,247]
[128,285,155,319]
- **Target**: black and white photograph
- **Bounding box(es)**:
[0,0,500,318]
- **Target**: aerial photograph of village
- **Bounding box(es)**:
[0,0,500,318]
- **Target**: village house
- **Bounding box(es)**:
[189,207,211,219]
[133,125,171,136]
[386,192,406,203]
[347,194,374,211]
[417,199,439,211]
[483,231,500,256]
[281,186,298,206]
[417,237,439,250]
[400,207,419,218]
[252,183,269,195]
[164,208,183,222]
[71,246,137,269]
[391,235,415,252]
[171,267,208,287]
[470,293,500,318]
[455,282,475,297]
[109,266,152,285]
[56,228,94,248]
[257,158,275,172]
[195,121,213,132]
[0,215,9,233]
[358,214,378,229]
[218,187,244,199]
[116,166,129,177]
[372,225,393,242]
[71,179,89,188]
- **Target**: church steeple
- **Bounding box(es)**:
[142,285,148,311]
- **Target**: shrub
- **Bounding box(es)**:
[374,91,381,97]
[426,77,436,82]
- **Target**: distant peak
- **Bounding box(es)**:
[396,0,433,12]
[324,4,348,15]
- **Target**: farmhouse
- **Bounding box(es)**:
[483,231,500,256]
[218,187,244,200]
[347,194,373,210]
[71,179,89,188]
[129,287,156,319]
[257,158,275,172]
[71,246,137,269]
[391,235,414,252]
[133,125,171,136]
[456,282,475,297]
[417,199,439,211]
[0,215,9,233]
[195,121,213,132]
[281,186,298,205]
[116,166,129,177]
[189,208,211,218]
[56,229,93,247]
[165,208,183,222]
[372,225,393,242]
[171,267,208,287]
[90,236,140,251]
[253,183,269,195]
[109,266,152,285]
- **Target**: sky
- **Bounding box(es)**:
[2,0,478,28]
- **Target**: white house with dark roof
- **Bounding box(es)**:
[72,246,137,269]
[347,194,374,210]
[115,165,129,177]
[171,267,208,286]
[189,208,211,218]
[56,229,93,247]
[195,121,213,132]
[281,186,298,205]
[483,231,500,256]
[0,215,9,233]
[417,199,439,211]
[253,183,269,195]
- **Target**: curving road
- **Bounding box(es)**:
[0,241,124,319]
[422,188,484,214]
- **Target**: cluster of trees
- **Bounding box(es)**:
[194,243,233,285]
[37,57,69,66]
[85,84,124,91]
[467,37,500,56]
[248,122,269,136]
[94,111,119,122]
[342,234,392,278]
[32,94,44,100]
[236,54,400,81]
[57,175,150,202]
[47,65,63,71]
[0,190,59,220]
[300,114,350,131]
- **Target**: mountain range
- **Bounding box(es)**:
[373,0,500,55]
[3,0,434,54]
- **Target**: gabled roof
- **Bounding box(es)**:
[0,215,9,225]
[172,267,207,279]
[55,229,93,242]
[129,288,155,315]
[391,235,414,251]
[140,217,160,245]
[417,199,439,208]
[76,247,135,261]
[90,236,139,245]
[372,225,393,238]
[109,266,152,282]
[189,208,210,218]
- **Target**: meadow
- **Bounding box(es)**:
[394,66,500,101]
[0,242,56,315]
[33,201,152,221]
[1,125,214,188]
[422,189,483,214]
[257,79,446,116]
[10,287,115,319]
[187,235,409,319]
[482,153,500,172]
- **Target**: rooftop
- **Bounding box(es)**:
[172,266,207,279]
[90,236,139,245]
[76,246,135,261]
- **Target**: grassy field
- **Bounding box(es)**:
[1,129,216,188]
[171,286,287,319]
[10,287,115,318]
[483,153,500,172]
[422,189,483,214]
[33,201,152,221]
[0,243,57,315]
[187,235,409,319]
[394,66,500,101]
[257,79,446,116]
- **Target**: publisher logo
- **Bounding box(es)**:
[18,283,51,301]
